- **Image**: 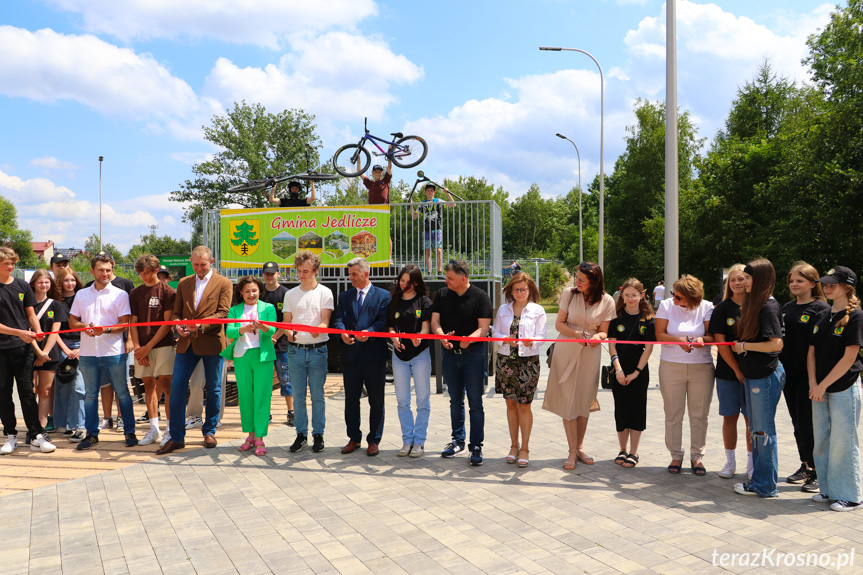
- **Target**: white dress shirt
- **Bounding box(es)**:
[194,269,213,310]
[70,283,131,357]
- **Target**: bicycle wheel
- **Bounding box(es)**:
[391,135,428,169]
[332,144,371,177]
[227,178,273,193]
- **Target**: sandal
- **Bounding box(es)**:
[691,461,706,476]
[563,450,577,470]
[506,444,519,464]
[614,450,628,465]
[239,435,255,452]
[254,440,266,456]
[668,460,682,474]
[622,453,639,468]
[517,449,529,468]
[576,450,595,465]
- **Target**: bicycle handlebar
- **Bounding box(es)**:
[364,117,368,134]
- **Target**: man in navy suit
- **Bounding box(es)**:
[333,257,392,456]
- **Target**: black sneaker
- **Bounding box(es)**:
[802,476,820,493]
[289,434,307,453]
[137,412,152,422]
[312,434,324,453]
[287,411,295,427]
[76,435,99,450]
[45,415,55,433]
[469,446,483,466]
[125,433,138,447]
[786,463,810,484]
[831,500,863,512]
[441,442,465,458]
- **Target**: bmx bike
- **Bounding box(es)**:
[227,146,339,193]
[332,117,428,178]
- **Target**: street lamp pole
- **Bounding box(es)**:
[555,133,583,263]
[665,0,679,297]
[540,46,604,269]
[98,155,104,251]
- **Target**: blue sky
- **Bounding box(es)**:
[0,0,837,251]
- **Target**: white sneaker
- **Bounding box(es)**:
[409,444,425,458]
[31,434,56,453]
[812,493,832,503]
[397,444,412,457]
[0,435,17,454]
[184,416,203,429]
[139,429,163,446]
[98,417,114,430]
[718,460,736,479]
[160,431,171,447]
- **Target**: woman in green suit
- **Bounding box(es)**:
[221,277,277,456]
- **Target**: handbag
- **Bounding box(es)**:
[600,365,613,389]
[590,397,600,412]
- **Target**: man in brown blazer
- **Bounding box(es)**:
[157,246,233,454]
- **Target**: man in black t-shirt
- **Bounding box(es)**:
[260,261,293,426]
[0,247,55,454]
[268,180,316,207]
[431,259,493,466]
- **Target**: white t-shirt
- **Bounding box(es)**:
[283,283,334,344]
[656,298,714,364]
[653,284,666,302]
[70,283,131,357]
[233,304,260,358]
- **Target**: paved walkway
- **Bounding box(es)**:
[4,338,863,574]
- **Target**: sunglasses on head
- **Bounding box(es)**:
[579,261,594,273]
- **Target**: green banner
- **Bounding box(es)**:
[220,206,391,268]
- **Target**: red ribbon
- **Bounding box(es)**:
[44,318,734,346]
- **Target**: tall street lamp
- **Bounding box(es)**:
[540,46,604,269]
[555,133,583,263]
[98,155,104,251]
[665,0,679,297]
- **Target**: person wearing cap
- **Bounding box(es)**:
[269,180,316,207]
[129,255,176,446]
[49,253,70,278]
[807,266,863,512]
[411,183,455,276]
[84,250,134,433]
[260,261,294,426]
[157,265,172,285]
[360,157,392,205]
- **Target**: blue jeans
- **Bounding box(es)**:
[54,340,85,431]
[275,350,292,397]
[393,349,431,445]
[813,383,863,504]
[745,363,785,497]
[168,349,224,443]
[287,344,328,436]
[79,354,136,437]
[442,344,486,448]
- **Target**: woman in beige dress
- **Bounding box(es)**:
[543,261,616,469]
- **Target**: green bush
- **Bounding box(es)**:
[515,263,567,299]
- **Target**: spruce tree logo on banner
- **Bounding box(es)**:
[230,220,261,256]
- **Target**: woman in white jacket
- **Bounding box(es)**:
[493,272,547,467]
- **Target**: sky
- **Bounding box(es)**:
[0,0,838,252]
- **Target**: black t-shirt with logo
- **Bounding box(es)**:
[810,308,863,393]
[781,299,831,380]
[261,284,290,352]
[431,285,493,350]
[608,312,655,372]
[708,299,741,381]
[388,294,433,361]
[420,199,444,232]
[0,277,37,349]
[737,298,784,380]
[59,294,80,342]
[33,298,68,362]
[279,196,307,207]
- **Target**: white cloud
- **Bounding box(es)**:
[48,0,377,48]
[0,169,190,250]
[29,156,81,171]
[202,32,424,123]
[0,26,200,128]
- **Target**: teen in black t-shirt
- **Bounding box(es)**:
[260,263,293,425]
[731,260,785,498]
[780,262,830,487]
[388,265,433,456]
[808,265,863,511]
[707,265,751,479]
[30,270,67,433]
[608,279,656,468]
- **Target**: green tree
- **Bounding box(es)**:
[84,234,122,261]
[171,101,327,219]
[125,233,191,264]
[603,99,703,290]
[0,196,36,267]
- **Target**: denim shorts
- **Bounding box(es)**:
[717,377,747,417]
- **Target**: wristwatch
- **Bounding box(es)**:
[104,327,112,334]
